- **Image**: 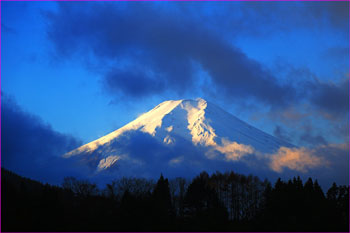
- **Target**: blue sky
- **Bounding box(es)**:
[1,2,349,185]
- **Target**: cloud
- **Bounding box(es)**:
[103,68,166,98]
[303,143,349,187]
[206,137,332,175]
[44,2,302,107]
[1,94,84,184]
[298,123,327,146]
[322,47,349,61]
[309,78,349,120]
[323,1,349,30]
[263,142,348,188]
[215,139,254,161]
[272,64,348,120]
[239,2,349,35]
[173,2,348,39]
[267,142,348,175]
[273,125,292,142]
[331,121,349,140]
[269,147,327,173]
[43,2,349,117]
[262,70,348,145]
[44,2,349,113]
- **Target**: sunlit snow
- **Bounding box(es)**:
[97,155,120,171]
[65,98,294,172]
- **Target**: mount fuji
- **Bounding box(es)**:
[64,98,293,178]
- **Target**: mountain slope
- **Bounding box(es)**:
[64,98,292,174]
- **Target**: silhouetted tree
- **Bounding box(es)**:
[62,176,98,197]
[150,174,173,229]
[184,172,228,230]
[169,177,187,217]
[2,168,348,232]
[313,180,325,200]
[326,182,338,201]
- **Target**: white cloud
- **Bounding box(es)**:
[268,146,328,173]
[207,138,254,161]
[217,139,254,161]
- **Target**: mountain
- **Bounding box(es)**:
[64,98,293,177]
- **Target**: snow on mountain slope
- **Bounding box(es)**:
[64,98,293,172]
[64,99,183,156]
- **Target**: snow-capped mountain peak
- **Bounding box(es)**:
[64,98,292,173]
[65,98,211,156]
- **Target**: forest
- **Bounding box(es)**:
[2,168,349,232]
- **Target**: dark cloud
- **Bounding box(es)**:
[104,69,166,98]
[309,78,349,120]
[322,47,349,61]
[43,2,348,147]
[299,134,327,147]
[171,2,348,40]
[299,124,328,147]
[44,2,301,107]
[1,94,84,184]
[239,2,349,35]
[273,125,292,143]
[331,121,349,141]
[44,2,348,110]
[269,64,348,122]
[306,143,349,188]
[324,1,349,30]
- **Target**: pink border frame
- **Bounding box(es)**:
[0,1,349,233]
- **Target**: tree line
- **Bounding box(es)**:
[2,168,348,231]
